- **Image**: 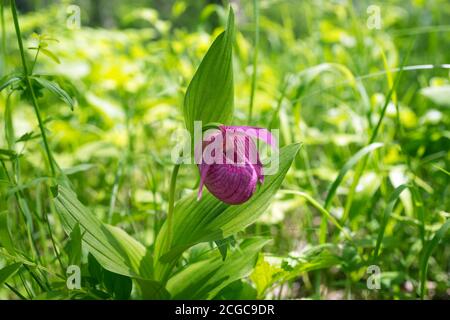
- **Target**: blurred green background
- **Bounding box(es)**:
[0,0,449,299]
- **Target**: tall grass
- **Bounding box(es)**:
[0,0,448,300]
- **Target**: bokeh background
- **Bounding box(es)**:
[0,0,449,299]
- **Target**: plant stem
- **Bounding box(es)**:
[342,47,411,223]
[10,0,56,176]
[10,0,64,275]
[166,163,180,248]
[1,0,6,74]
[280,190,353,242]
[1,159,38,260]
[30,47,40,74]
[5,282,27,300]
[248,0,259,123]
[45,184,65,272]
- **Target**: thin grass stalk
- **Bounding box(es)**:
[166,162,181,249]
[10,0,65,273]
[10,0,56,176]
[1,0,6,73]
[247,0,259,123]
[341,45,413,223]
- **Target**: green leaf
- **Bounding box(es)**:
[215,279,258,300]
[0,74,22,92]
[87,254,133,299]
[4,93,15,149]
[419,219,450,299]
[16,131,40,143]
[250,255,284,298]
[0,211,14,253]
[0,263,22,287]
[62,163,96,175]
[183,8,235,133]
[40,48,61,64]
[284,245,342,278]
[154,143,301,282]
[53,184,153,279]
[34,290,71,300]
[251,245,342,298]
[103,269,132,300]
[324,142,384,208]
[166,238,269,299]
[215,236,234,261]
[0,148,17,161]
[373,184,409,260]
[31,76,75,110]
[136,278,171,300]
[66,223,82,266]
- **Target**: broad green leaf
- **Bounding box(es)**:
[373,184,409,259]
[215,239,228,261]
[214,236,235,260]
[419,219,450,299]
[251,245,342,298]
[166,238,269,299]
[103,269,132,300]
[66,223,82,266]
[31,76,75,110]
[0,263,22,286]
[136,279,171,300]
[250,255,284,299]
[53,184,152,279]
[154,143,301,282]
[183,8,234,133]
[215,280,258,300]
[214,235,234,261]
[86,253,132,299]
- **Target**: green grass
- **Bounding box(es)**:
[0,0,449,300]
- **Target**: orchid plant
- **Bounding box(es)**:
[0,0,303,300]
[48,7,301,298]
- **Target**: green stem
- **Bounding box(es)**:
[166,163,180,248]
[10,0,56,176]
[5,282,27,300]
[1,0,6,74]
[248,0,259,123]
[45,184,65,272]
[1,159,38,260]
[280,190,353,242]
[11,0,64,275]
[342,47,411,223]
[30,47,40,74]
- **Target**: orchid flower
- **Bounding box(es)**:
[196,125,276,205]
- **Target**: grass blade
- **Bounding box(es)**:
[373,184,409,260]
[0,263,22,287]
[419,219,450,299]
[324,142,384,209]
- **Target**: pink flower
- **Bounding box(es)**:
[196,126,275,205]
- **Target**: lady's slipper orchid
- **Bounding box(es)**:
[196,125,275,205]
